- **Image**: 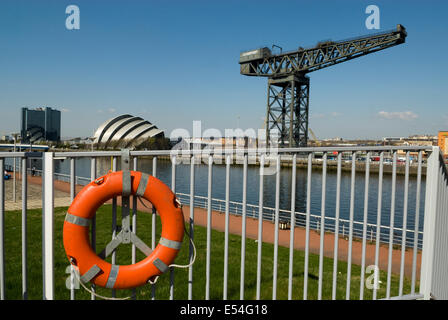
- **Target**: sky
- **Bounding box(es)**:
[0,0,447,140]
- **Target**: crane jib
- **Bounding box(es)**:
[239,24,406,75]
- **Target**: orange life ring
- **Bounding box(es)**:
[63,170,184,289]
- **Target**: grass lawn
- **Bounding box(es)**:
[2,204,415,300]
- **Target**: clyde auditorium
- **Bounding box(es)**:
[93,114,164,149]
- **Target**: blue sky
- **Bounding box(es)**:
[0,0,447,140]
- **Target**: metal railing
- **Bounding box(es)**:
[1,145,447,300]
[420,147,448,299]
[0,151,42,300]
[175,192,424,250]
[27,167,424,250]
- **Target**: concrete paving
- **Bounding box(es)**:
[4,174,71,211]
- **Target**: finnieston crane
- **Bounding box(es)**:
[239,24,407,147]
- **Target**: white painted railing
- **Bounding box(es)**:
[0,146,446,300]
[420,147,448,300]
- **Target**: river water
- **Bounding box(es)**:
[53,156,425,234]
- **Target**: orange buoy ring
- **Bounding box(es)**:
[63,170,185,289]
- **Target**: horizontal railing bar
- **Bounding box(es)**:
[381,293,424,300]
[53,151,121,158]
[0,152,42,158]
[52,145,432,158]
[253,146,433,153]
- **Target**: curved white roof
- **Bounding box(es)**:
[93,114,133,143]
[93,114,164,148]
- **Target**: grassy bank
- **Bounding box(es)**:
[3,205,414,300]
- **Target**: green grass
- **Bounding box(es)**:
[3,205,416,300]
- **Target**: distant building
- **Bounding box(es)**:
[21,107,61,142]
[439,131,448,156]
[181,136,255,150]
[383,135,437,146]
[402,135,437,146]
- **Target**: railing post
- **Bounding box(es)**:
[0,158,4,300]
[42,152,54,300]
[420,147,440,300]
[188,154,195,300]
[21,157,28,299]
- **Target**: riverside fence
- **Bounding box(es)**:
[0,145,447,300]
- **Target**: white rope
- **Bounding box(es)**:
[137,196,196,269]
[147,275,159,285]
[169,223,196,269]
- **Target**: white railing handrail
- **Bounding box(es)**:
[45,145,433,159]
[0,145,436,300]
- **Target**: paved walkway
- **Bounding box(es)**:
[4,174,420,278]
[4,174,72,211]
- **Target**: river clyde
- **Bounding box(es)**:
[52,155,425,236]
